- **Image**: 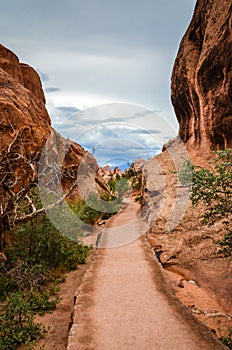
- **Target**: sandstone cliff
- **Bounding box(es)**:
[171,0,232,154]
[142,0,232,329]
[0,44,107,233]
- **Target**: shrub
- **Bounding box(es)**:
[0,292,46,350]
[190,149,232,255]
[135,195,143,204]
[218,228,232,255]
[0,213,91,349]
[177,160,194,186]
[71,191,125,224]
[0,170,96,349]
[27,291,58,315]
[125,166,142,189]
[4,262,50,293]
[5,215,90,272]
[219,327,232,349]
[0,275,17,300]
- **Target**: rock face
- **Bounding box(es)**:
[130,158,145,172]
[0,44,107,229]
[98,165,122,183]
[142,150,232,311]
[141,0,232,326]
[0,45,51,150]
[171,0,232,154]
[0,44,47,105]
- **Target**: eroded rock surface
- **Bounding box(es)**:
[0,44,107,219]
[142,150,232,312]
[171,0,232,154]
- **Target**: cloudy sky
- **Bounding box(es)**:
[1,0,196,167]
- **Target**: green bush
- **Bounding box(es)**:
[190,149,232,255]
[125,167,142,189]
[5,215,90,271]
[220,327,232,349]
[135,195,143,204]
[218,228,232,255]
[0,213,91,349]
[0,275,17,300]
[0,174,95,349]
[27,291,58,315]
[71,194,102,224]
[177,160,194,186]
[0,292,46,350]
[108,179,116,192]
[64,241,90,268]
[3,262,50,294]
[71,191,125,224]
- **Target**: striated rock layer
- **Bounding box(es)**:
[171,0,232,154]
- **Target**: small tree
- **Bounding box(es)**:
[126,164,142,189]
[177,160,194,186]
[190,149,232,254]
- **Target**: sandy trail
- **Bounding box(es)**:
[68,201,225,350]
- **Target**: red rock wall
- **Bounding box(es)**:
[0,44,46,104]
[0,47,51,153]
[171,0,232,154]
[0,44,107,201]
[20,63,46,104]
[0,44,24,84]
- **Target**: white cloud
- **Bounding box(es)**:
[0,0,196,166]
[51,103,175,165]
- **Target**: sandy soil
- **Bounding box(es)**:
[165,268,232,341]
[67,201,226,350]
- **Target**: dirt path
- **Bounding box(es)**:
[67,201,225,350]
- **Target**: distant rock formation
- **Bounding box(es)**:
[171,0,232,154]
[98,165,122,183]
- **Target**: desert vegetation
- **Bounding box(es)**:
[190,149,232,348]
[0,213,91,350]
[190,149,232,256]
[177,149,232,256]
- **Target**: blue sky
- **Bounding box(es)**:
[1,0,196,167]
